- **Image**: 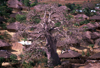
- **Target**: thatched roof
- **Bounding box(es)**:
[82,2,95,9]
[75,14,89,19]
[59,50,81,58]
[7,22,20,31]
[0,40,12,48]
[66,36,79,45]
[84,63,100,68]
[0,50,11,58]
[89,52,100,59]
[7,0,23,9]
[91,32,100,39]
[56,40,66,47]
[89,15,100,20]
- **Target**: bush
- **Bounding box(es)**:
[0,23,7,29]
[0,35,4,39]
[80,20,89,25]
[16,14,26,22]
[74,23,79,26]
[7,17,15,23]
[0,57,5,63]
[89,44,94,48]
[55,22,61,27]
[30,3,37,7]
[66,15,73,20]
[34,18,41,24]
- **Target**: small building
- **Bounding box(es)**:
[89,15,100,22]
[7,0,23,13]
[59,50,81,59]
[0,40,12,50]
[7,22,21,32]
[74,14,89,19]
[18,40,32,50]
[89,52,100,60]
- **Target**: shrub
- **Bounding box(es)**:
[66,15,73,20]
[89,44,94,48]
[82,50,85,56]
[0,35,4,39]
[55,22,61,27]
[58,4,62,7]
[34,18,41,24]
[7,17,15,23]
[30,3,37,7]
[87,51,90,56]
[80,20,89,25]
[74,23,79,26]
[16,14,26,22]
[0,23,7,29]
[0,57,5,63]
[78,17,83,19]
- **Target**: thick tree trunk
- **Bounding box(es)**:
[45,34,61,66]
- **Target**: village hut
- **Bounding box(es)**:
[89,52,100,60]
[66,36,80,47]
[89,15,100,22]
[7,22,20,32]
[59,50,81,59]
[7,0,23,13]
[74,14,89,19]
[0,40,12,50]
[82,2,95,9]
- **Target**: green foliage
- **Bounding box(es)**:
[22,62,33,68]
[0,35,4,39]
[16,14,26,22]
[66,15,73,20]
[55,22,61,27]
[30,3,37,7]
[22,37,27,41]
[80,20,89,25]
[30,27,34,31]
[23,0,30,6]
[78,17,83,19]
[0,0,12,18]
[87,51,90,56]
[34,18,41,24]
[10,54,17,60]
[0,57,5,63]
[0,23,7,29]
[71,10,76,14]
[66,3,76,10]
[74,23,79,26]
[58,4,62,7]
[7,18,16,23]
[89,44,94,48]
[82,50,85,56]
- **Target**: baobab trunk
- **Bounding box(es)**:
[45,34,61,66]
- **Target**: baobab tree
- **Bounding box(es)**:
[13,4,73,67]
